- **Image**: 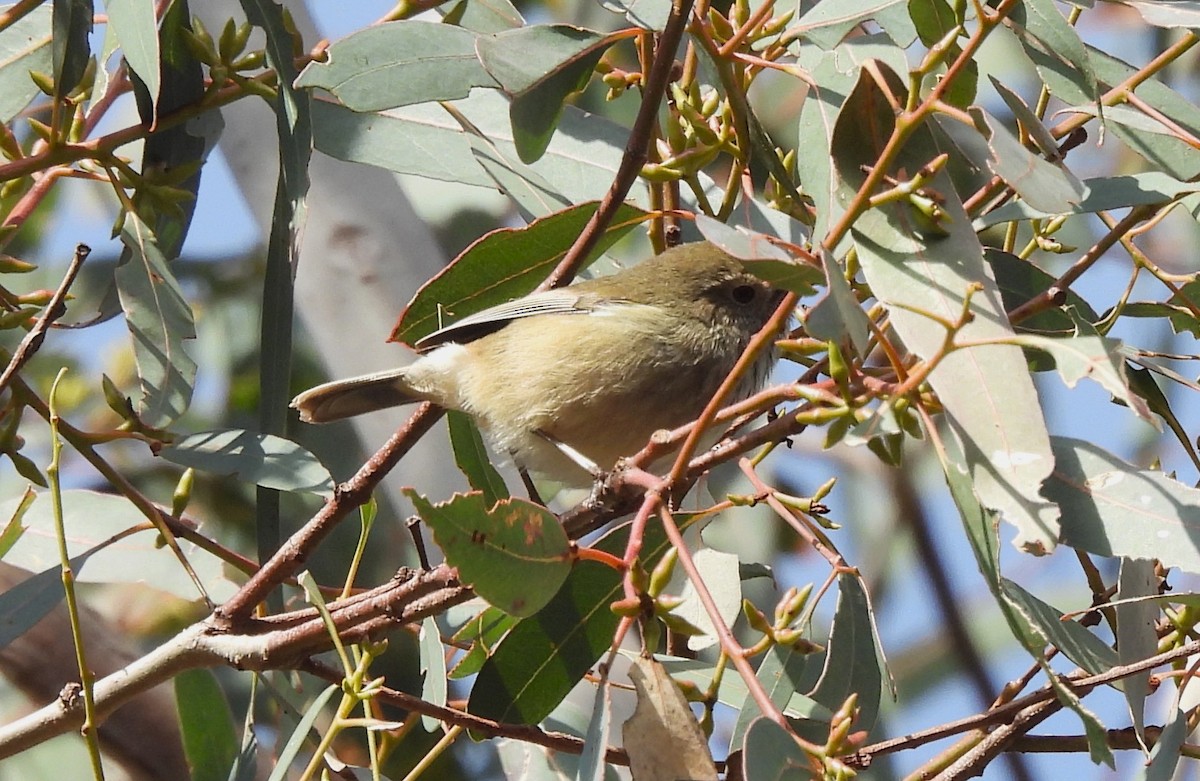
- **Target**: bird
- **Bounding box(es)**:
[291,241,785,486]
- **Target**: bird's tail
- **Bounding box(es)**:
[290,368,423,423]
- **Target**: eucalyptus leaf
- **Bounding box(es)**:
[835,62,1059,554]
[406,490,571,617]
[115,211,197,428]
[1045,437,1200,575]
[159,429,335,496]
[295,21,497,111]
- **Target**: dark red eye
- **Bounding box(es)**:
[731,284,758,304]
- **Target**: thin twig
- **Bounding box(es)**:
[0,243,89,394]
[540,0,696,290]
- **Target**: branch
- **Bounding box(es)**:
[0,565,470,758]
[0,243,89,394]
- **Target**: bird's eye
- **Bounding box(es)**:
[731,284,758,304]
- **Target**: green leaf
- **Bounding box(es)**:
[391,200,646,346]
[442,0,525,33]
[0,545,100,649]
[116,211,197,428]
[0,487,31,560]
[693,216,823,296]
[51,0,91,98]
[0,489,239,601]
[598,0,672,30]
[742,717,813,780]
[311,100,492,186]
[668,545,741,652]
[971,107,1086,213]
[1121,0,1200,28]
[419,616,448,731]
[974,171,1200,229]
[449,605,517,679]
[834,62,1059,554]
[106,0,159,117]
[999,578,1118,675]
[1116,558,1157,749]
[266,685,338,781]
[804,248,872,355]
[1009,0,1100,119]
[175,668,238,781]
[159,429,335,496]
[477,25,609,96]
[790,0,916,49]
[990,76,1060,159]
[1003,324,1153,423]
[406,490,570,617]
[577,681,611,781]
[807,573,888,731]
[468,519,669,725]
[1124,365,1200,470]
[793,36,909,246]
[1142,707,1187,780]
[295,21,497,111]
[988,249,1099,340]
[1044,437,1200,575]
[447,410,509,505]
[0,4,52,123]
[729,643,810,750]
[130,0,209,258]
[476,26,614,163]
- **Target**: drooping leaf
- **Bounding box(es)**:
[419,616,448,731]
[1116,558,1157,749]
[175,668,238,781]
[106,0,159,118]
[446,410,509,505]
[406,490,571,617]
[265,684,338,781]
[130,0,211,258]
[988,249,1099,339]
[295,20,497,111]
[793,36,909,246]
[51,0,91,99]
[834,62,1060,554]
[804,247,871,355]
[391,201,647,346]
[1142,706,1188,780]
[999,578,1119,675]
[449,605,518,679]
[115,211,197,428]
[807,573,889,731]
[971,107,1086,213]
[0,4,53,123]
[622,656,718,781]
[1008,0,1100,123]
[1002,324,1153,423]
[159,429,335,496]
[577,681,612,781]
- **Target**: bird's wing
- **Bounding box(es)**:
[415,290,626,351]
